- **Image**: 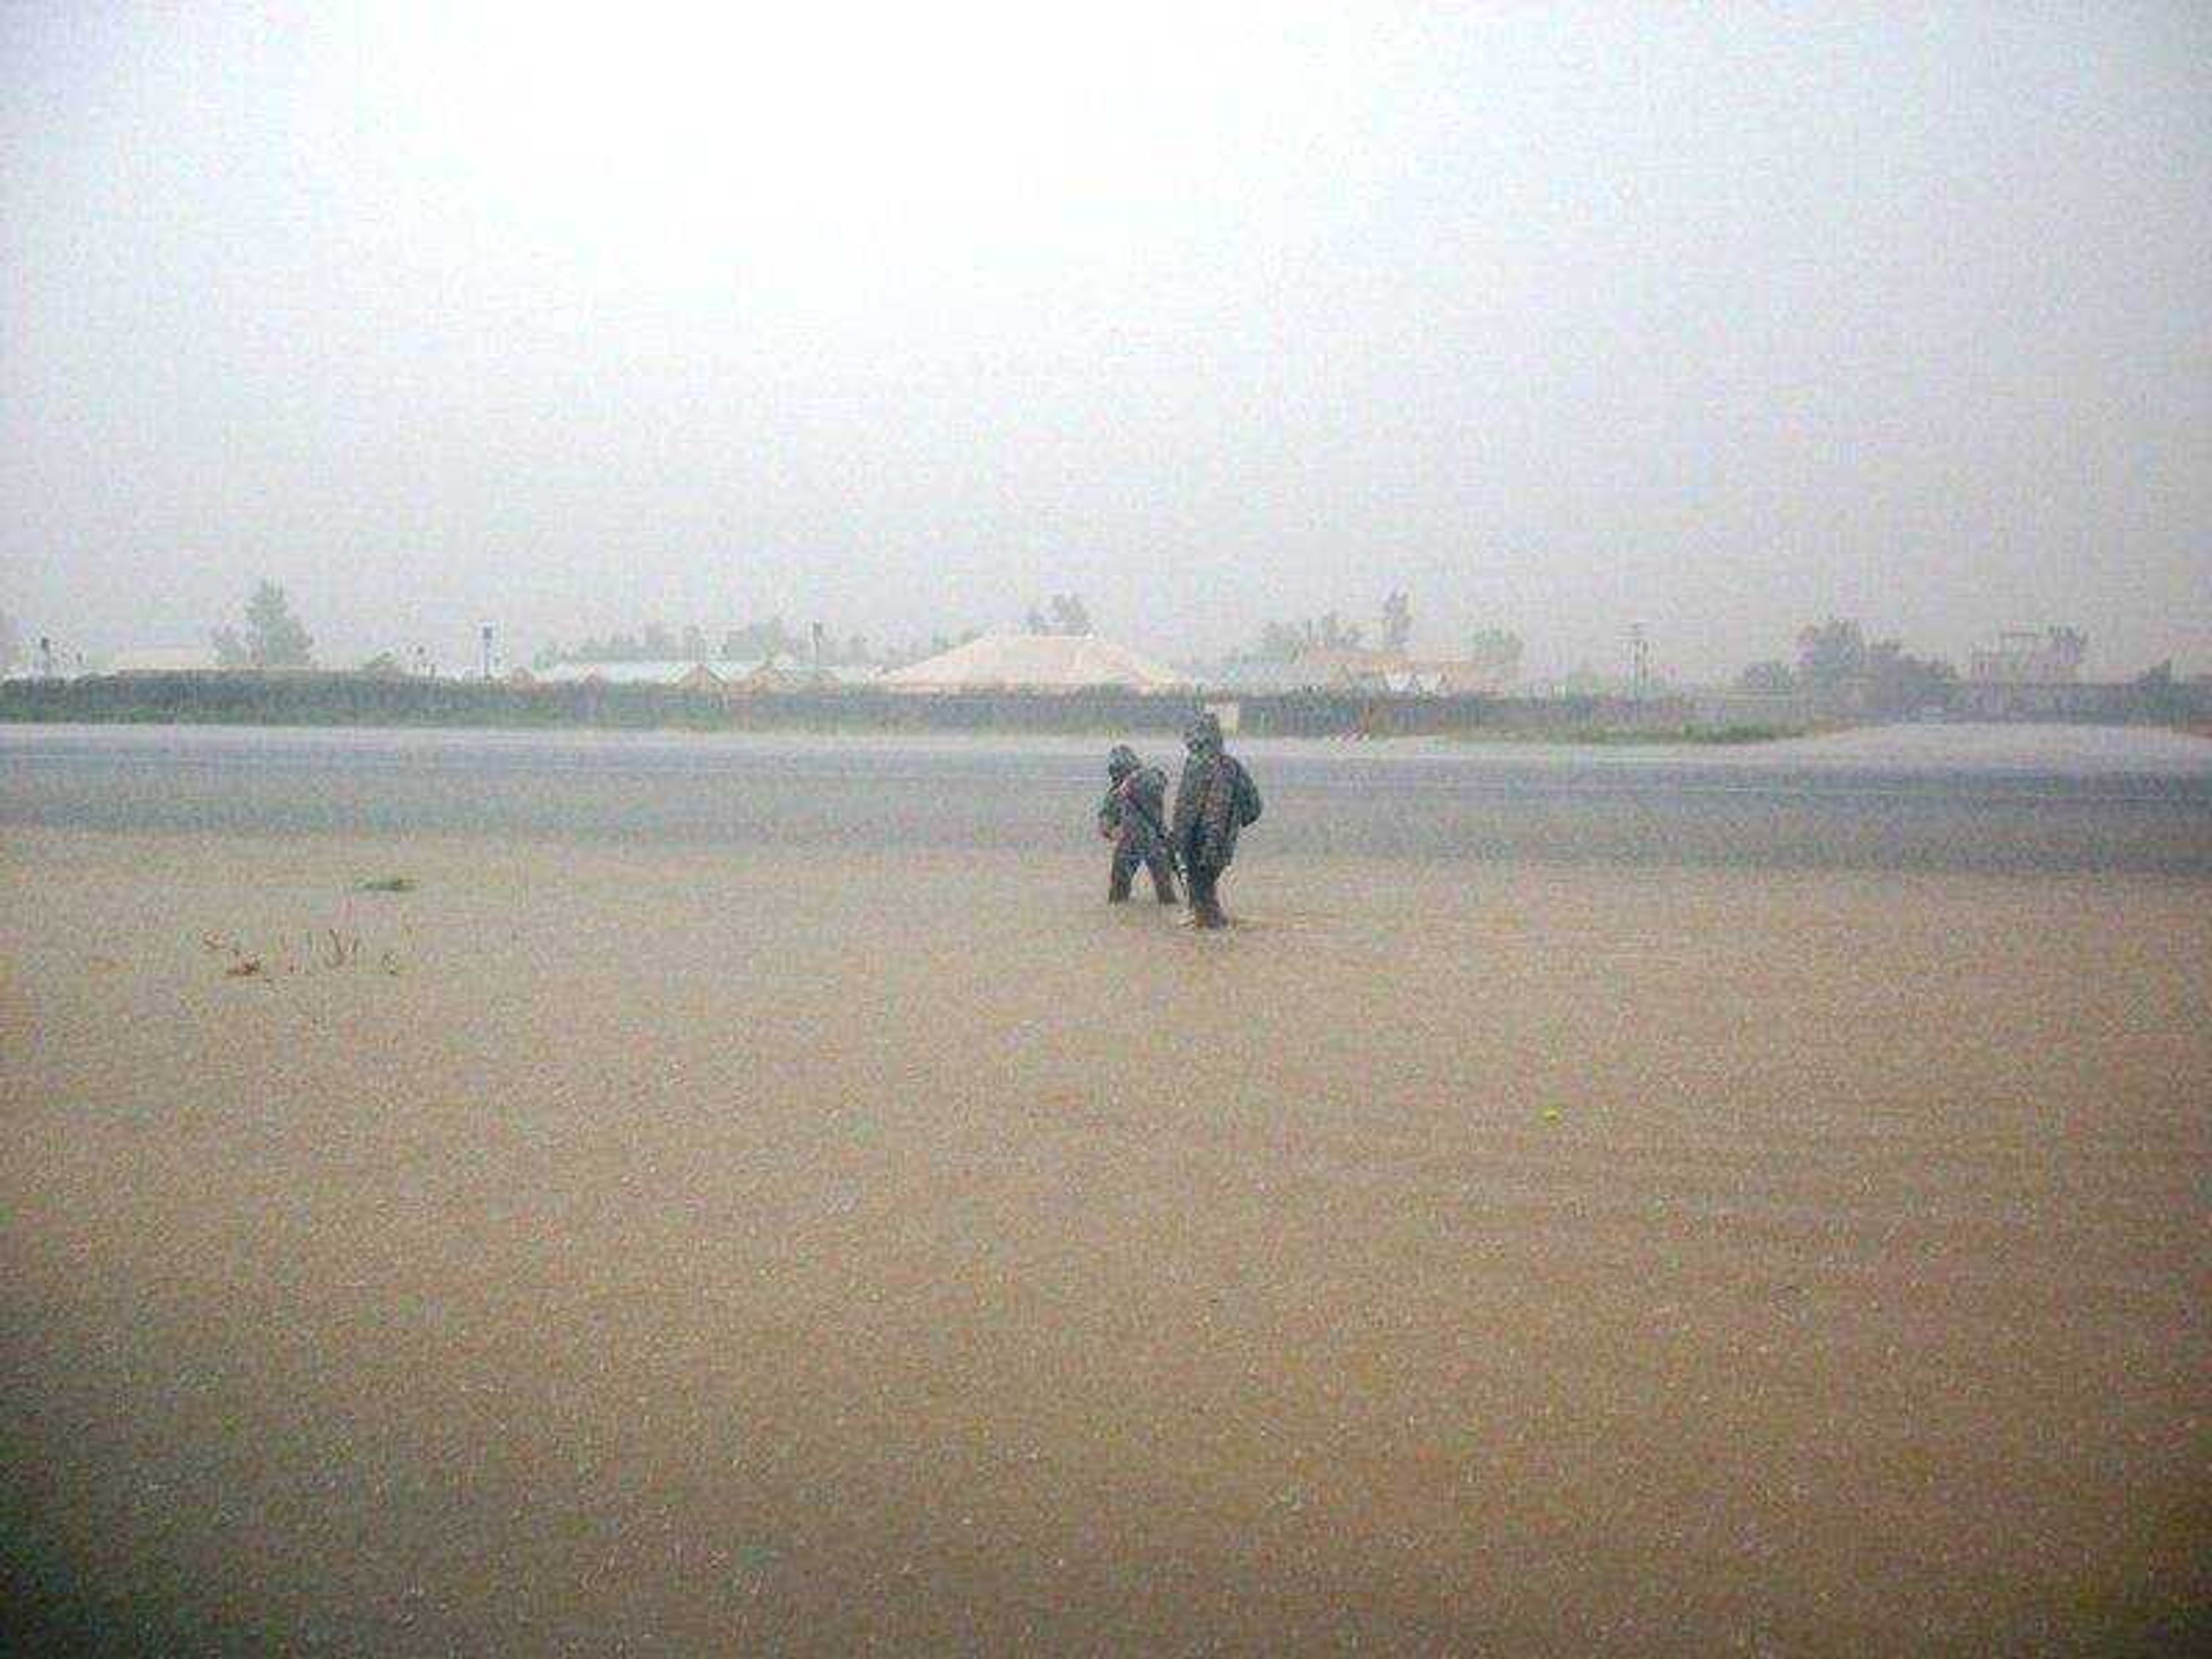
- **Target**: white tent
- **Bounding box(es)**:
[882,633,1185,693]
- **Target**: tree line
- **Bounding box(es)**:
[1233,592,1523,671]
[1736,620,1957,716]
[535,618,877,669]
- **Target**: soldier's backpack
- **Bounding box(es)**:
[1232,762,1263,828]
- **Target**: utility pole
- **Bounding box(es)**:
[1628,623,1649,700]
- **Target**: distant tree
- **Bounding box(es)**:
[359,651,406,677]
[1783,619,1953,714]
[0,608,18,675]
[1246,613,1373,662]
[1381,591,1412,653]
[910,626,983,660]
[1465,628,1523,672]
[681,623,709,662]
[2133,660,2182,721]
[572,631,632,661]
[248,582,315,665]
[211,581,313,668]
[1023,595,1093,635]
[720,616,806,661]
[1737,660,1797,695]
[1794,619,1867,688]
[1863,642,1956,715]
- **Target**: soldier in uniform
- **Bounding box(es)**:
[1169,711,1261,929]
[1097,744,1179,904]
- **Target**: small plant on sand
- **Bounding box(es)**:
[204,934,264,978]
[357,876,416,893]
[203,926,385,978]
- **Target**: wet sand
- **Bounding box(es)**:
[3,828,2208,1652]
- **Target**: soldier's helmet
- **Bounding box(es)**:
[1183,711,1224,753]
[1107,744,1140,779]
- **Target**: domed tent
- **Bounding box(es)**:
[882,633,1185,694]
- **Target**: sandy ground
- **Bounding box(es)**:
[2,828,2208,1653]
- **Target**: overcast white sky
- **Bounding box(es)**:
[5,2,2208,679]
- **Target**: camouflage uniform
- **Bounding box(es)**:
[1099,745,1179,904]
[1170,713,1260,928]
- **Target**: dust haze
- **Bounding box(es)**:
[5,5,2209,678]
[6,13,2212,1649]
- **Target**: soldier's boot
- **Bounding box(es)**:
[1147,851,1179,904]
[1188,865,1228,929]
[1107,847,1137,903]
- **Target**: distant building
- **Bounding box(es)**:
[1207,657,1315,694]
[531,659,876,690]
[729,661,864,695]
[105,646,222,674]
[1968,627,2086,684]
[1398,654,1520,696]
[529,658,883,694]
[1287,647,1397,689]
[535,659,759,688]
[1224,646,1520,696]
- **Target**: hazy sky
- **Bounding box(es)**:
[5,3,2209,679]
